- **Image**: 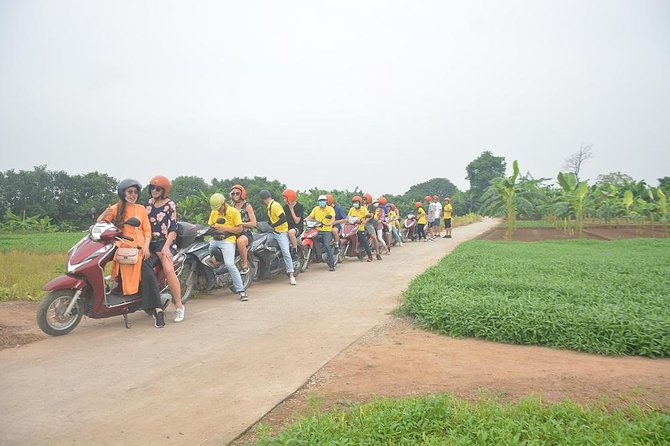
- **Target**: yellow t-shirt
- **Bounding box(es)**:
[347,206,368,231]
[443,203,453,219]
[266,200,289,233]
[417,207,427,225]
[308,205,335,232]
[208,205,242,243]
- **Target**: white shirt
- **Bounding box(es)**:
[434,202,442,219]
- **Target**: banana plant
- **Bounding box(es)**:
[557,172,589,236]
[480,161,546,240]
[648,188,668,237]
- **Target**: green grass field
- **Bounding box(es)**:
[401,238,670,357]
[0,232,85,301]
[250,395,670,445]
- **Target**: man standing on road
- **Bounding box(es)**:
[432,195,442,238]
[260,190,298,285]
[443,197,453,238]
[426,195,436,241]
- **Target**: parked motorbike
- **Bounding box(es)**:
[300,220,342,271]
[403,214,418,241]
[339,216,371,261]
[252,222,302,279]
[178,223,255,295]
[37,217,189,336]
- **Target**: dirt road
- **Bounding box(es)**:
[0,218,500,445]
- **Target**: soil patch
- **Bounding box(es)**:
[477,224,668,242]
[0,301,46,350]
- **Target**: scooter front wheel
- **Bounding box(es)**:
[178,258,198,304]
[36,289,84,336]
[300,246,311,273]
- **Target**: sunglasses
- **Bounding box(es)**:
[230,191,241,196]
[149,185,164,192]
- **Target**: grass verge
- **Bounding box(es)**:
[250,395,670,445]
[400,239,670,357]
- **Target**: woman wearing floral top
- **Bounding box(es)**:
[146,175,185,323]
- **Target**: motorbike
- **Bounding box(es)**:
[300,220,342,271]
[37,217,191,336]
[339,216,372,261]
[252,222,302,279]
[178,223,255,295]
[403,214,418,241]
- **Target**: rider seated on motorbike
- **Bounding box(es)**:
[326,194,347,251]
[305,195,337,271]
[261,189,298,285]
[208,193,248,301]
[282,189,304,260]
[98,179,166,327]
[229,184,256,275]
[364,194,383,260]
[388,203,403,246]
[347,195,374,262]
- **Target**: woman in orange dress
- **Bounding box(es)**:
[98,178,166,328]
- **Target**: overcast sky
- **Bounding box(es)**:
[1,0,668,197]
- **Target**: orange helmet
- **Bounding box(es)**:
[230,184,247,199]
[149,175,171,196]
[352,195,363,203]
[326,194,334,206]
[282,188,297,202]
[363,193,373,203]
[424,195,431,203]
[415,201,422,208]
[378,196,387,205]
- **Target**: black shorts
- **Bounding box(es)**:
[149,239,176,255]
[444,218,452,228]
[238,230,254,243]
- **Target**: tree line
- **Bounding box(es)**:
[1,150,667,233]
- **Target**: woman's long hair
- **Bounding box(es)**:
[113,200,126,227]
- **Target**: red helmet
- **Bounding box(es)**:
[378,196,387,205]
[282,189,297,202]
[326,194,334,206]
[149,175,171,196]
[415,201,422,208]
[363,193,373,203]
[424,195,431,203]
[352,195,363,203]
[230,184,247,199]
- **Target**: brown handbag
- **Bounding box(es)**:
[116,247,139,265]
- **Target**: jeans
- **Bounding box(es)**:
[266,231,294,274]
[209,240,244,292]
[317,231,335,268]
[391,226,402,244]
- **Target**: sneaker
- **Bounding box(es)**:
[239,291,249,301]
[289,275,298,285]
[329,266,335,271]
[376,254,383,260]
[446,235,452,238]
[240,266,250,275]
[174,306,185,323]
[154,310,165,328]
[367,257,373,262]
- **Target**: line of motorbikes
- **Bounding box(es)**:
[37,213,422,336]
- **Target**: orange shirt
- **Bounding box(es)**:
[104,202,151,295]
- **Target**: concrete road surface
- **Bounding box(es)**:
[0,218,498,445]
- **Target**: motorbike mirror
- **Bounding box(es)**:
[124,217,141,227]
[216,218,226,224]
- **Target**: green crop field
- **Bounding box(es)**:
[250,395,670,445]
[0,232,85,301]
[401,238,670,357]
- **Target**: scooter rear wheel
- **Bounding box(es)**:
[177,258,198,304]
[36,289,84,336]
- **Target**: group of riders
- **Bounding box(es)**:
[99,176,453,328]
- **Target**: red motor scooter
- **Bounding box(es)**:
[36,217,191,336]
[339,216,371,261]
[300,220,340,272]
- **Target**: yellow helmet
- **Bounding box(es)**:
[209,193,226,210]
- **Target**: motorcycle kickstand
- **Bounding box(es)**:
[123,312,131,329]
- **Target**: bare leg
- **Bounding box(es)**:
[237,235,249,269]
[157,252,182,309]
